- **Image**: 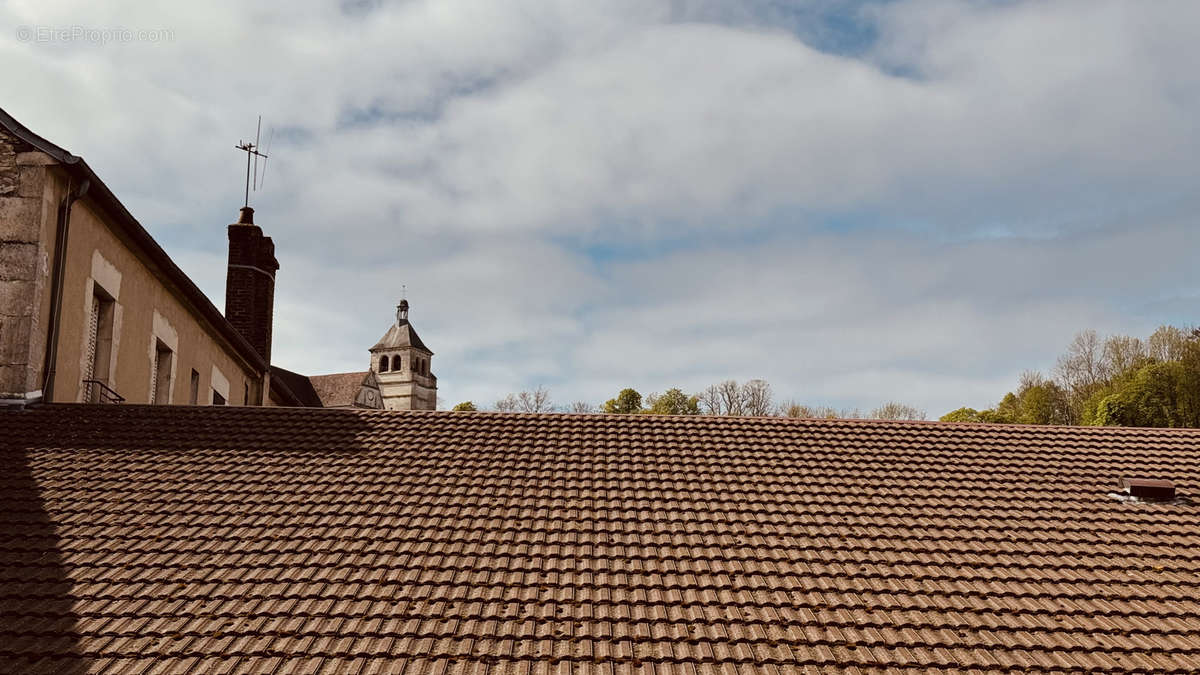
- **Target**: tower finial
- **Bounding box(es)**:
[397,297,409,324]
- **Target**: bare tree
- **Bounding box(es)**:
[870,402,926,420]
[1018,369,1047,394]
[741,379,773,416]
[1148,325,1189,362]
[493,387,553,412]
[719,380,744,416]
[1055,329,1106,393]
[516,386,553,412]
[568,401,594,413]
[699,384,724,415]
[699,380,750,415]
[777,401,806,418]
[1102,335,1146,377]
[777,401,861,419]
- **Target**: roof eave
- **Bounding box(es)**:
[0,106,269,375]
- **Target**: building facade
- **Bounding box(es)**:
[2,107,439,410]
[0,108,274,406]
[369,299,437,410]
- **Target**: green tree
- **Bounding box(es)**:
[994,392,1020,423]
[603,388,643,414]
[1013,376,1072,425]
[1018,384,1058,424]
[943,325,1200,428]
[645,388,700,415]
[451,401,477,411]
[939,406,1023,424]
[1178,335,1200,427]
[1093,362,1187,428]
[940,407,983,423]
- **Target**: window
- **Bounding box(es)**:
[189,369,200,405]
[244,382,250,405]
[83,286,116,403]
[380,355,389,372]
[209,366,230,405]
[150,340,173,404]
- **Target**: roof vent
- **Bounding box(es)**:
[1119,478,1176,502]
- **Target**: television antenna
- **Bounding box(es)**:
[235,115,271,208]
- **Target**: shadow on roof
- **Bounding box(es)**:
[0,445,83,673]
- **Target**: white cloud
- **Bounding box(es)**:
[2,0,1197,414]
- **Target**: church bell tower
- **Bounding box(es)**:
[369,299,436,410]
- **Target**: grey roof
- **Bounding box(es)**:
[268,366,324,407]
[370,320,431,354]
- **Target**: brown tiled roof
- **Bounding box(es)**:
[3,404,1200,673]
[308,371,370,408]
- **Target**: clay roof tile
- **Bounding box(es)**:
[2,404,1199,671]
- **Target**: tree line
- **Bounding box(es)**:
[452,380,926,420]
[941,325,1200,427]
[450,325,1200,428]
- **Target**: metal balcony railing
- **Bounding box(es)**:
[82,379,125,404]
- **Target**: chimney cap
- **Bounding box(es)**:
[1119,477,1176,502]
[237,206,255,224]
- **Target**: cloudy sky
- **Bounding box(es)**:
[3,0,1198,414]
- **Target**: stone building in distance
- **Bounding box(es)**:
[273,300,437,410]
[368,299,437,410]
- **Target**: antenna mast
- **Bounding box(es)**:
[235,115,270,209]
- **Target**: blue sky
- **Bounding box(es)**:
[3,0,1198,414]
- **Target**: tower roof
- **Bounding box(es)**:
[370,301,431,353]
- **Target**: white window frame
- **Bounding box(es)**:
[78,251,123,402]
[149,310,178,404]
[210,365,230,406]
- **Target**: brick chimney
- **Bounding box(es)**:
[225,206,278,363]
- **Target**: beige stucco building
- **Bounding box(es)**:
[1,107,438,410]
[0,108,272,407]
